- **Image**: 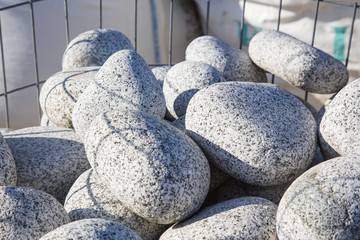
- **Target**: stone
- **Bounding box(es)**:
[40,114,57,127]
[0,186,70,239]
[185,35,267,83]
[277,155,360,239]
[39,67,99,128]
[319,78,360,160]
[186,82,317,186]
[163,61,225,120]
[4,126,90,203]
[40,218,141,240]
[151,65,171,88]
[65,169,169,240]
[249,30,349,94]
[84,109,210,224]
[62,29,134,71]
[160,197,277,240]
[72,49,166,139]
[0,133,16,186]
[171,114,186,132]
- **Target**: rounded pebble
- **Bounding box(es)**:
[277,155,360,239]
[84,109,210,224]
[62,29,134,71]
[160,197,277,240]
[0,133,16,186]
[249,30,348,94]
[151,65,171,88]
[0,186,70,239]
[186,82,317,186]
[40,114,57,127]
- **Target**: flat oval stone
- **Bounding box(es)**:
[40,218,141,240]
[0,186,70,239]
[249,30,349,94]
[277,155,360,239]
[72,49,166,139]
[4,126,90,203]
[0,133,16,186]
[62,29,134,71]
[160,197,277,240]
[186,35,267,83]
[84,109,210,224]
[186,82,317,186]
[39,67,99,128]
[65,169,169,240]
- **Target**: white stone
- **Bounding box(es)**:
[0,133,16,186]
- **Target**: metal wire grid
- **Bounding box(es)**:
[0,0,359,128]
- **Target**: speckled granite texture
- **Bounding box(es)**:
[0,133,16,186]
[171,114,186,132]
[62,29,134,71]
[40,114,57,127]
[72,49,166,139]
[163,61,225,120]
[186,35,267,83]
[65,169,169,240]
[0,186,70,239]
[40,218,141,240]
[186,82,317,186]
[40,67,99,128]
[318,79,360,160]
[160,197,277,240]
[84,109,210,224]
[151,65,171,88]
[3,126,90,203]
[249,30,349,94]
[277,155,360,239]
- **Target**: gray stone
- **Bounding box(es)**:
[62,29,134,71]
[185,35,267,83]
[249,30,349,94]
[151,65,171,88]
[4,126,90,203]
[277,155,360,239]
[72,49,166,139]
[160,197,277,240]
[163,61,225,120]
[40,218,141,240]
[65,169,169,240]
[171,114,186,132]
[0,186,70,240]
[40,67,99,128]
[40,114,57,127]
[186,82,317,186]
[84,109,210,224]
[319,78,360,160]
[0,133,16,186]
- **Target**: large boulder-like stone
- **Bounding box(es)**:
[0,133,16,186]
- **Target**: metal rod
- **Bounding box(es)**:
[345,3,357,68]
[99,0,102,29]
[134,0,138,52]
[0,0,47,12]
[64,0,70,44]
[272,0,283,84]
[239,0,246,49]
[0,80,46,98]
[168,0,174,66]
[0,16,9,128]
[205,0,210,35]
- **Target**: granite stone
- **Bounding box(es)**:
[185,35,267,83]
[62,29,134,71]
[277,155,360,239]
[65,169,169,240]
[185,82,317,186]
[163,61,225,120]
[3,126,90,203]
[40,114,57,127]
[72,49,166,139]
[160,197,277,240]
[40,218,141,240]
[0,133,16,186]
[84,109,210,224]
[0,186,70,239]
[249,30,349,94]
[151,65,171,88]
[40,67,99,128]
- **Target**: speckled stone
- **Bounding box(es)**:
[185,35,267,83]
[0,133,16,186]
[40,218,141,240]
[151,65,171,88]
[277,155,360,239]
[40,114,57,127]
[163,61,225,120]
[0,186,70,239]
[84,109,210,224]
[160,197,277,240]
[72,50,166,139]
[40,67,99,128]
[186,82,317,186]
[249,30,349,94]
[65,169,169,240]
[316,97,333,128]
[3,126,90,203]
[62,29,134,71]
[319,78,360,160]
[171,114,186,132]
